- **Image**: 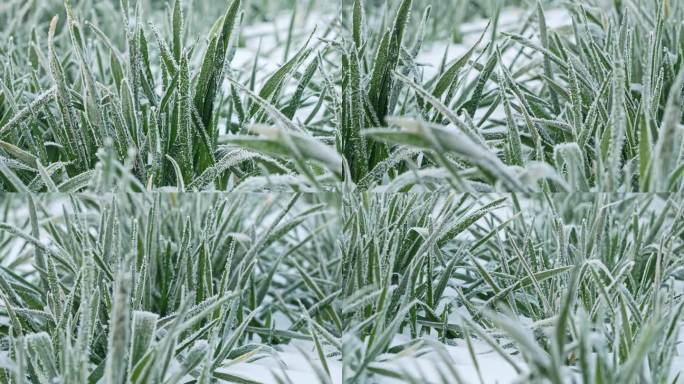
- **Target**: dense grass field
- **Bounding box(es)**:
[0,193,682,383]
[0,0,683,383]
[0,0,681,192]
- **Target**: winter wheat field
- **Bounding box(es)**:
[0,0,683,383]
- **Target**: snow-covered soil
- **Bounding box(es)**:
[416,8,570,80]
[218,327,684,384]
[218,340,343,384]
[218,336,518,384]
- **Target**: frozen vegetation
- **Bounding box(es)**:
[0,0,682,383]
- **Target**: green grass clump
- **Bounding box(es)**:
[340,193,683,383]
[0,0,682,383]
[362,0,684,193]
[0,193,340,383]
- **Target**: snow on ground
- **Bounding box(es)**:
[378,336,520,384]
[1,196,68,272]
[219,340,343,384]
[218,335,518,384]
[218,324,684,384]
[416,8,570,80]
